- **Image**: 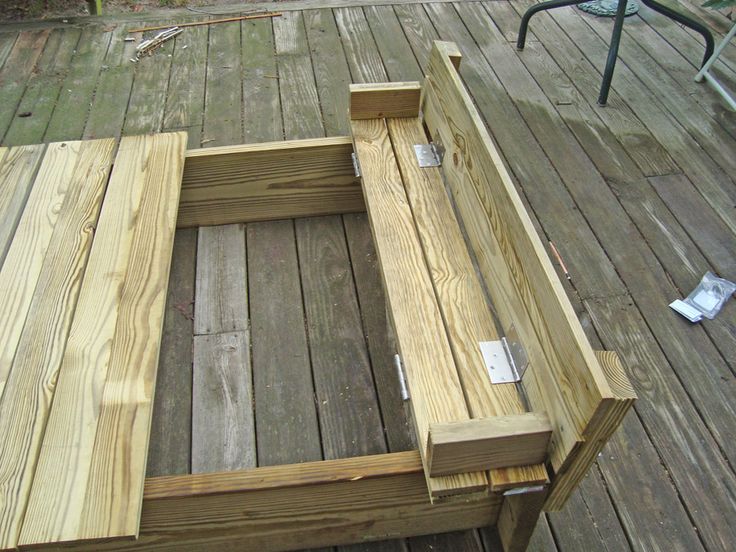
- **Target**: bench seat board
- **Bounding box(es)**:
[0,132,186,549]
[0,139,116,551]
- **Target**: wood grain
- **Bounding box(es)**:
[20,132,186,547]
[193,224,248,335]
[386,116,547,491]
[422,42,613,473]
[192,331,256,472]
[0,144,46,267]
[350,81,422,119]
[0,142,81,400]
[179,138,362,227]
[350,117,487,499]
[428,413,552,477]
[32,451,501,552]
[0,138,115,551]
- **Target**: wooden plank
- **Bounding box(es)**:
[422,42,613,474]
[0,144,45,269]
[335,6,387,83]
[179,137,362,227]
[427,414,552,477]
[146,228,197,478]
[351,116,487,499]
[44,26,112,142]
[193,224,248,335]
[364,5,424,82]
[247,220,322,466]
[83,24,140,140]
[202,18,242,147]
[350,81,421,119]
[295,215,386,458]
[386,115,546,491]
[0,142,85,400]
[242,17,282,143]
[192,331,255,472]
[41,451,501,552]
[497,490,549,552]
[3,28,81,146]
[0,138,115,551]
[0,30,49,143]
[20,132,186,546]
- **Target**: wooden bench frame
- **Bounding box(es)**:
[10,41,633,552]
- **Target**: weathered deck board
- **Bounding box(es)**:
[1,2,734,550]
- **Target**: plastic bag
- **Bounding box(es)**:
[670,272,736,322]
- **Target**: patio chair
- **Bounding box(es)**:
[517,0,715,105]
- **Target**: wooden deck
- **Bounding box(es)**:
[1,1,735,550]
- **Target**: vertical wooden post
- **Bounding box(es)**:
[87,0,102,15]
[497,489,548,552]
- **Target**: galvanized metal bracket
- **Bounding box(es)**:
[503,484,546,496]
[413,142,444,168]
[351,152,361,177]
[393,354,410,401]
[480,325,528,384]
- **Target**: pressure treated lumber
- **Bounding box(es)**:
[350,81,422,119]
[421,41,615,473]
[0,139,115,552]
[20,132,187,547]
[386,115,547,491]
[0,145,46,267]
[37,451,500,552]
[179,136,362,226]
[350,117,487,499]
[427,413,552,477]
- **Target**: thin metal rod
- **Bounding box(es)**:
[640,0,714,66]
[695,23,736,110]
[597,0,629,105]
[517,0,586,50]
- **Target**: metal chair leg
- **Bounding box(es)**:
[517,0,587,50]
[640,0,714,66]
[597,0,629,105]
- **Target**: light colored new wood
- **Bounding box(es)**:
[179,136,362,227]
[386,116,547,491]
[350,117,487,499]
[192,331,256,472]
[37,451,501,552]
[421,41,615,474]
[20,132,186,547]
[0,139,115,551]
[0,144,46,267]
[498,489,548,552]
[350,81,421,119]
[193,224,248,335]
[427,413,552,477]
[544,351,636,510]
[0,142,81,400]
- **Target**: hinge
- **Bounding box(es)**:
[351,152,361,177]
[393,354,410,401]
[480,324,528,384]
[503,485,546,496]
[413,142,444,167]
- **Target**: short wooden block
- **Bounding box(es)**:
[350,82,422,119]
[427,413,552,477]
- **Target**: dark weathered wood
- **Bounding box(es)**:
[0,30,50,144]
[364,5,424,81]
[247,219,322,466]
[242,17,283,143]
[83,24,139,140]
[202,18,242,147]
[304,9,352,136]
[146,228,196,478]
[3,28,80,146]
[296,215,386,458]
[192,331,256,472]
[44,26,111,141]
[194,224,248,335]
[162,24,208,149]
[335,6,387,83]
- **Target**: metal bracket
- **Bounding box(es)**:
[480,327,528,384]
[503,485,546,496]
[413,142,444,168]
[393,354,410,401]
[351,152,361,177]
